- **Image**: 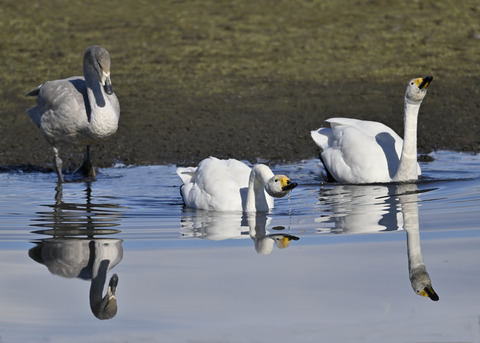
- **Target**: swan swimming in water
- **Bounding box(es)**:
[177,157,298,212]
[310,76,433,184]
[25,45,120,182]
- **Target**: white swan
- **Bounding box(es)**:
[176,157,298,212]
[25,45,120,182]
[310,76,433,184]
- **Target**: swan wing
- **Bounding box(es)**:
[312,118,405,183]
[177,157,251,211]
[329,118,421,177]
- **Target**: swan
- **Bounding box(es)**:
[25,45,120,182]
[176,156,298,212]
[310,76,433,184]
[397,184,439,301]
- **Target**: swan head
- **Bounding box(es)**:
[411,272,439,301]
[264,175,298,198]
[84,45,114,95]
[405,76,433,104]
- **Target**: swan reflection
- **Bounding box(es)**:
[317,183,438,300]
[317,184,401,233]
[29,182,124,319]
[181,211,299,255]
[29,238,123,319]
[396,183,439,301]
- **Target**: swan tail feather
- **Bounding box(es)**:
[310,128,331,150]
[176,167,197,185]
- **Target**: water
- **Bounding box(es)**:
[1,151,480,343]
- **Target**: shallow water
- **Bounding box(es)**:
[1,151,480,343]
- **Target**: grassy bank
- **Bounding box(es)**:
[1,0,479,168]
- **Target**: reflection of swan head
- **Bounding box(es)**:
[254,234,299,255]
[410,267,439,301]
[269,234,299,249]
[264,174,298,198]
[93,273,119,320]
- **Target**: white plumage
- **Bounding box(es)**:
[177,157,298,212]
[311,76,433,184]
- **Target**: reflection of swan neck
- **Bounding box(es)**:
[401,191,424,272]
[400,188,439,301]
[248,214,274,255]
[393,101,420,181]
[245,165,273,213]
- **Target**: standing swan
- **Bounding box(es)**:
[311,76,433,184]
[177,157,298,212]
[25,45,120,182]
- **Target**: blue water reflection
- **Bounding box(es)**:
[0,151,479,342]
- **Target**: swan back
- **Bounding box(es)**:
[177,157,251,211]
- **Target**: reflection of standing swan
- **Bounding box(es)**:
[29,238,123,318]
[310,76,432,183]
[177,157,298,212]
[25,45,120,182]
[397,184,439,301]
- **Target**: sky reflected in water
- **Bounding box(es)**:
[0,151,480,342]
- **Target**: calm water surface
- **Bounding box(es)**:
[1,151,480,343]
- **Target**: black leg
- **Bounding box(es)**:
[52,147,64,183]
[75,146,96,179]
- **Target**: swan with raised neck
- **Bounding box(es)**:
[310,76,433,184]
[392,76,433,182]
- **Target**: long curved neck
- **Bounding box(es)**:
[245,165,274,212]
[393,100,421,182]
[83,63,118,136]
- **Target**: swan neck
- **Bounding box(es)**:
[83,61,119,137]
[393,101,421,181]
[245,165,273,212]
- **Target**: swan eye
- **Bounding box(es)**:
[275,179,279,182]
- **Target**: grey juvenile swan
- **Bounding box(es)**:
[26,45,120,182]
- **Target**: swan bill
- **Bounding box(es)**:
[420,285,439,301]
[417,76,433,89]
[104,76,114,95]
[280,178,298,191]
